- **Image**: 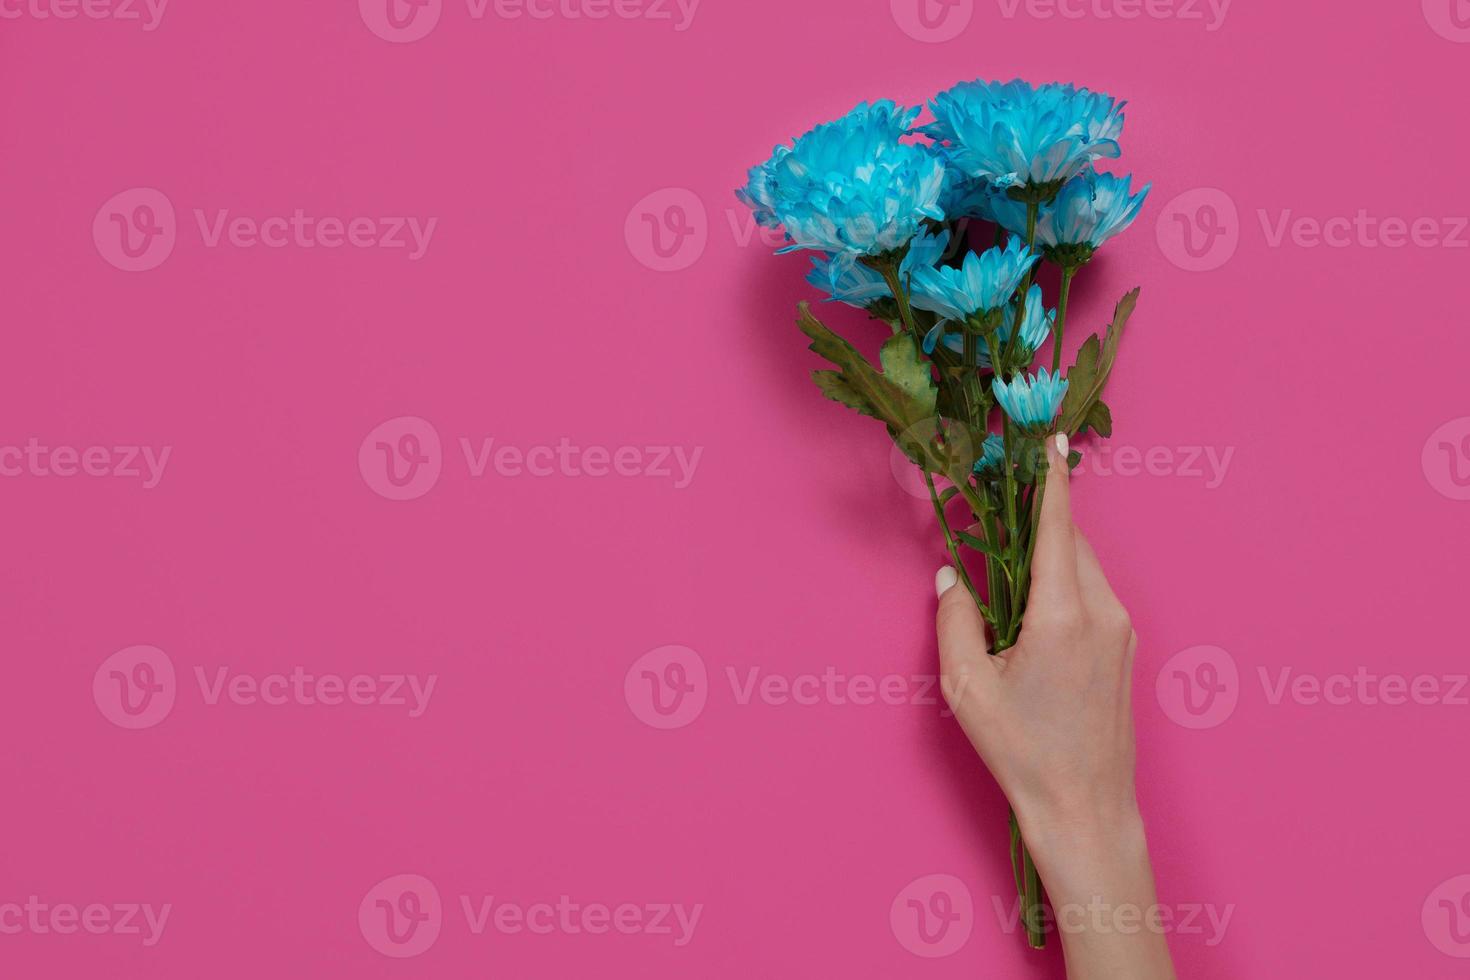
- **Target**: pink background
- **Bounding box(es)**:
[3,0,1470,976]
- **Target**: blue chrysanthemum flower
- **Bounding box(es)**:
[923,283,1053,365]
[973,433,1006,474]
[738,102,922,228]
[993,367,1069,431]
[989,169,1150,251]
[908,238,1038,323]
[923,80,1126,191]
[736,101,945,256]
[935,145,993,221]
[807,228,951,308]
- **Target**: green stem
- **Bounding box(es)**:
[924,471,988,621]
[1008,472,1046,647]
[878,264,923,350]
[1051,264,1076,376]
[1001,200,1041,370]
[1022,837,1046,948]
[1003,198,1051,949]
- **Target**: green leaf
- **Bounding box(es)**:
[878,332,939,419]
[798,303,959,475]
[811,370,878,419]
[1059,333,1101,430]
[797,303,936,433]
[1080,399,1113,438]
[956,531,1000,556]
[1059,288,1139,435]
[939,486,960,505]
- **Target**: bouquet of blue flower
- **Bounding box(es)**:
[738,80,1150,950]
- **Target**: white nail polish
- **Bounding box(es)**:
[935,566,958,597]
[1054,432,1069,458]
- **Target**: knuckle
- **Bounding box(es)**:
[1028,603,1085,637]
[1108,603,1133,636]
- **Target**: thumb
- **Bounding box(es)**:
[934,566,997,712]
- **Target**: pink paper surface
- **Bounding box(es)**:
[3,1,1469,976]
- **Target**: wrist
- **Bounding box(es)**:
[1015,801,1149,902]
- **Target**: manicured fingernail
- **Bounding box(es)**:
[1053,432,1069,458]
[935,566,958,597]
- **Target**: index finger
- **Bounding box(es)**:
[1026,433,1080,612]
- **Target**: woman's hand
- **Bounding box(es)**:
[934,433,1176,980]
